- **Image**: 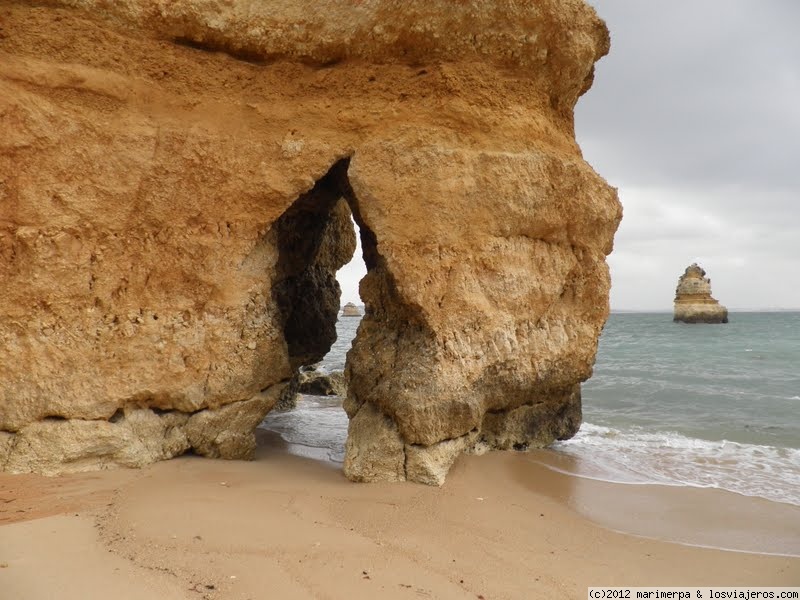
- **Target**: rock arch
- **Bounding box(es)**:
[0,0,622,483]
[270,159,357,371]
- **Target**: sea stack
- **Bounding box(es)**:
[341,303,362,317]
[673,264,729,324]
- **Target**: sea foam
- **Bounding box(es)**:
[550,423,800,506]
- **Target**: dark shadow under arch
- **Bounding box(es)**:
[270,158,379,371]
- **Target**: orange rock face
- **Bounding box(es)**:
[0,0,621,482]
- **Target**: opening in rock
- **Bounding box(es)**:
[263,158,371,463]
[271,159,357,370]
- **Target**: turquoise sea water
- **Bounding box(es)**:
[262,312,800,506]
[553,312,800,507]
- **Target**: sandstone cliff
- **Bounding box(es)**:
[0,0,621,482]
[673,264,729,324]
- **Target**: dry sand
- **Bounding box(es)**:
[1,431,798,600]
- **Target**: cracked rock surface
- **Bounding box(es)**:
[0,0,620,482]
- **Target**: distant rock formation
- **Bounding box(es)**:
[298,371,347,397]
[0,0,621,483]
[275,369,347,410]
[341,303,362,317]
[673,264,729,324]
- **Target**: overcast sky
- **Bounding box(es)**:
[579,0,799,310]
[338,1,800,310]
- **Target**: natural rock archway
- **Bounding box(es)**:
[271,160,357,371]
[0,0,622,483]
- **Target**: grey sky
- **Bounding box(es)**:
[338,1,800,310]
[578,0,800,310]
[337,230,366,306]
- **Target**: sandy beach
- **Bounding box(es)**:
[1,433,798,600]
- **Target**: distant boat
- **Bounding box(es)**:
[341,302,362,317]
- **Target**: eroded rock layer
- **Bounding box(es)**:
[0,0,621,482]
[673,264,729,324]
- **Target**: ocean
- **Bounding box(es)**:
[261,312,800,507]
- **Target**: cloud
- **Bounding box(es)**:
[579,0,800,309]
[579,0,800,190]
[336,220,366,305]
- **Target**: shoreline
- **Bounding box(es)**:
[525,449,800,558]
[257,407,800,556]
[261,429,800,558]
[1,435,798,599]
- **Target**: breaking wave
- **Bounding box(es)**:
[550,423,800,506]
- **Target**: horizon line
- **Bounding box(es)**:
[610,307,800,313]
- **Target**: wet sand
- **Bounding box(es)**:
[526,449,800,557]
[1,432,798,600]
